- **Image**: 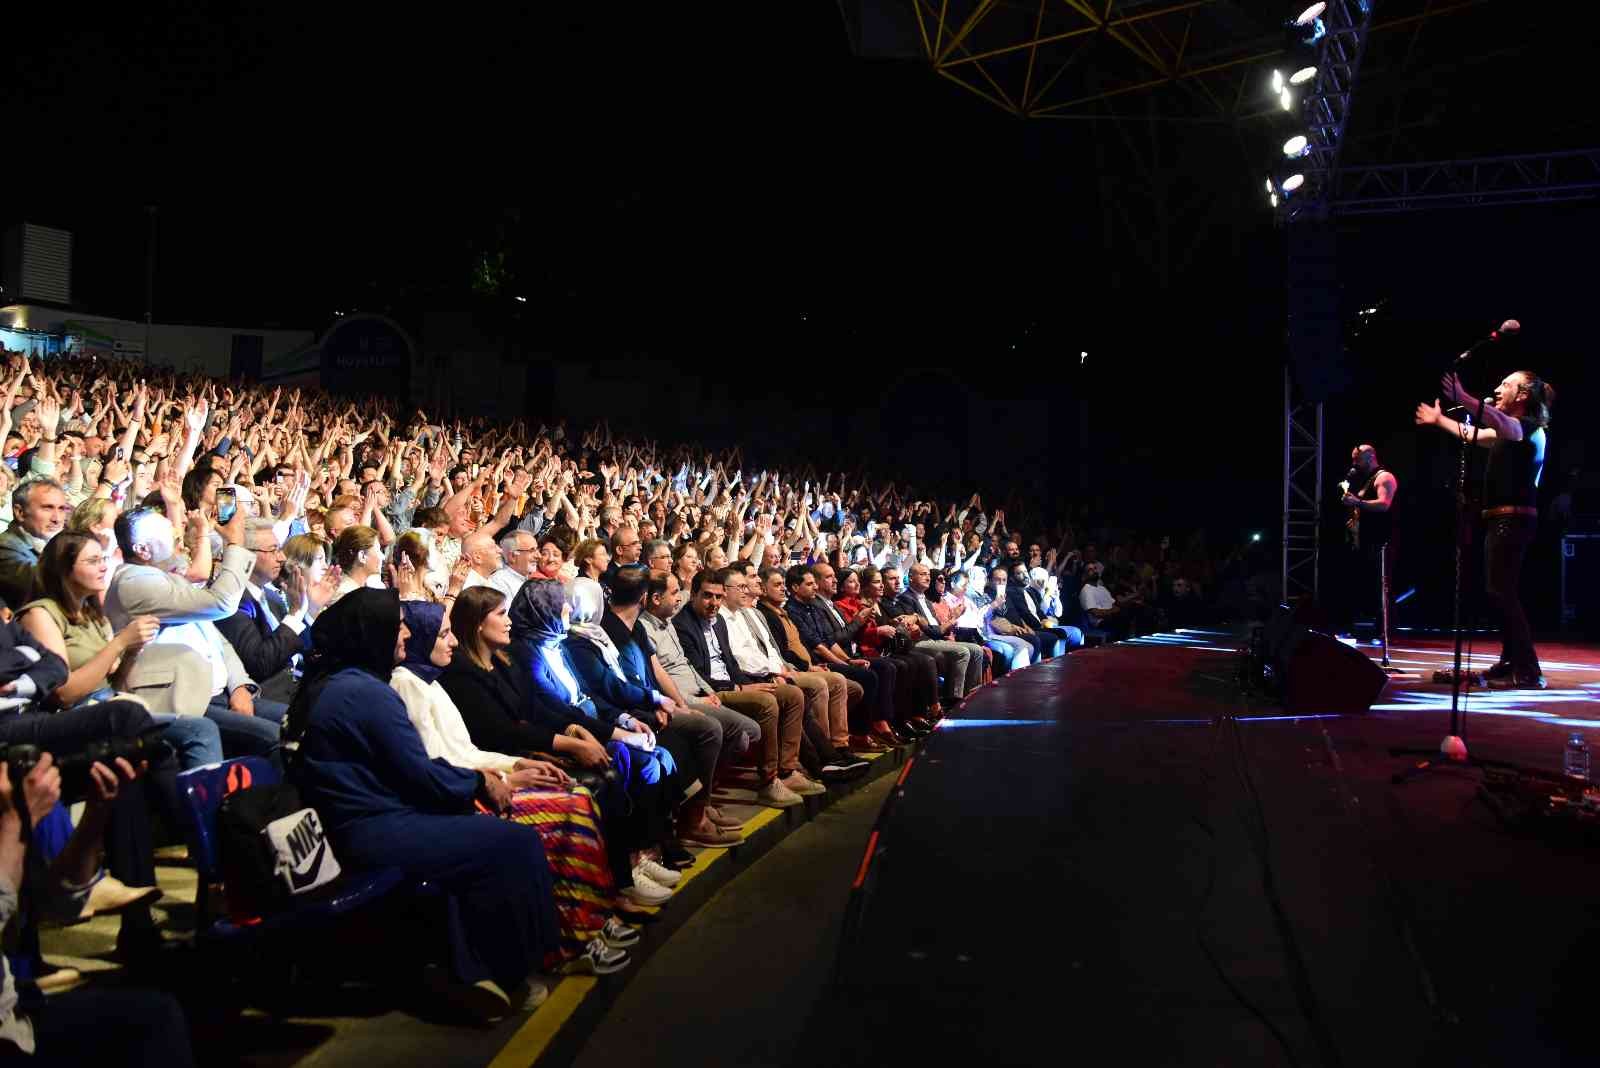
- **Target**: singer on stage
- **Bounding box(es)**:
[1339,444,1398,646]
[1416,369,1557,689]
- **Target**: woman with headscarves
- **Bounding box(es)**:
[287,589,561,1023]
[392,600,633,975]
[560,577,703,872]
[463,581,680,910]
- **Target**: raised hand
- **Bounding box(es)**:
[307,563,341,610]
[35,395,61,436]
[185,397,210,434]
[1414,398,1442,427]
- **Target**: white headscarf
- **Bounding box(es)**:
[565,576,624,679]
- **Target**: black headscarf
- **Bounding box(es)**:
[284,589,402,743]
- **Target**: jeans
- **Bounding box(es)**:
[145,713,225,769]
[984,635,1033,672]
[203,693,288,758]
[1484,515,1540,675]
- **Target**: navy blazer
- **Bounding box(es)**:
[564,633,656,719]
[671,609,752,691]
[1003,585,1056,631]
[214,589,309,686]
[886,589,953,639]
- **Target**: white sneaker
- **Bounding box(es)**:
[756,779,803,808]
[781,771,826,797]
[635,858,682,888]
[621,874,673,906]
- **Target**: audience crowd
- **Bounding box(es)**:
[0,347,1242,1058]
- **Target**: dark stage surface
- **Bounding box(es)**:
[815,630,1600,1067]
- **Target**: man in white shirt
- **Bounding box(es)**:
[720,564,858,783]
[1079,563,1122,638]
[459,530,531,604]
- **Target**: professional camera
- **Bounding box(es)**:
[0,730,173,808]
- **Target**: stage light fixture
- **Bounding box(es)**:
[1283,134,1309,157]
[1270,192,1279,208]
[1280,87,1293,111]
[1271,69,1285,94]
[1265,176,1275,194]
[1281,173,1306,192]
[1290,65,1317,86]
[1294,3,1326,25]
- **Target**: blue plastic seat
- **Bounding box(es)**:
[177,757,404,940]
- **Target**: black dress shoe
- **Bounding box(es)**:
[1488,672,1546,690]
[1484,661,1514,680]
[659,843,696,869]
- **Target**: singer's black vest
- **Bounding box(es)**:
[1484,418,1541,510]
[1357,469,1394,550]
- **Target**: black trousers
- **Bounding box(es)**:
[1484,515,1540,675]
[1332,540,1394,638]
[0,701,163,935]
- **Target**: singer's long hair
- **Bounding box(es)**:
[1514,371,1556,428]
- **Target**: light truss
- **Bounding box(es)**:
[898,0,1476,122]
[1283,0,1376,220]
[1282,367,1324,606]
[1328,148,1600,215]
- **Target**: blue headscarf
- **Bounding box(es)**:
[399,601,448,684]
[510,578,568,649]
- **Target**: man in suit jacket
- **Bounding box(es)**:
[882,564,983,701]
[1004,564,1082,656]
[672,568,805,807]
[106,504,281,758]
[0,478,70,611]
[215,527,335,705]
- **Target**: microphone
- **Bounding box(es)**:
[1455,319,1521,362]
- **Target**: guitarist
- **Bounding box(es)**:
[1338,445,1398,649]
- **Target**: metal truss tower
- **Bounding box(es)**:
[1282,367,1324,605]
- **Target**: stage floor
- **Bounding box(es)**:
[817,629,1600,1067]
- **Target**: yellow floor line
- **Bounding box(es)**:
[486,976,598,1068]
[487,773,882,1062]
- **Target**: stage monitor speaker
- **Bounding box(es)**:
[1263,605,1389,715]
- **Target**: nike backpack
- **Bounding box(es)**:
[218,783,342,919]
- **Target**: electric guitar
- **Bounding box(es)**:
[1339,471,1376,550]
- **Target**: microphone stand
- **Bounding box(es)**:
[1391,361,1501,782]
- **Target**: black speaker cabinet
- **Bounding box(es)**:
[1263,605,1390,715]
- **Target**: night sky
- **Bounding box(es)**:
[6,3,1597,563]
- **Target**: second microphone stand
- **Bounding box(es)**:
[1393,367,1490,780]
